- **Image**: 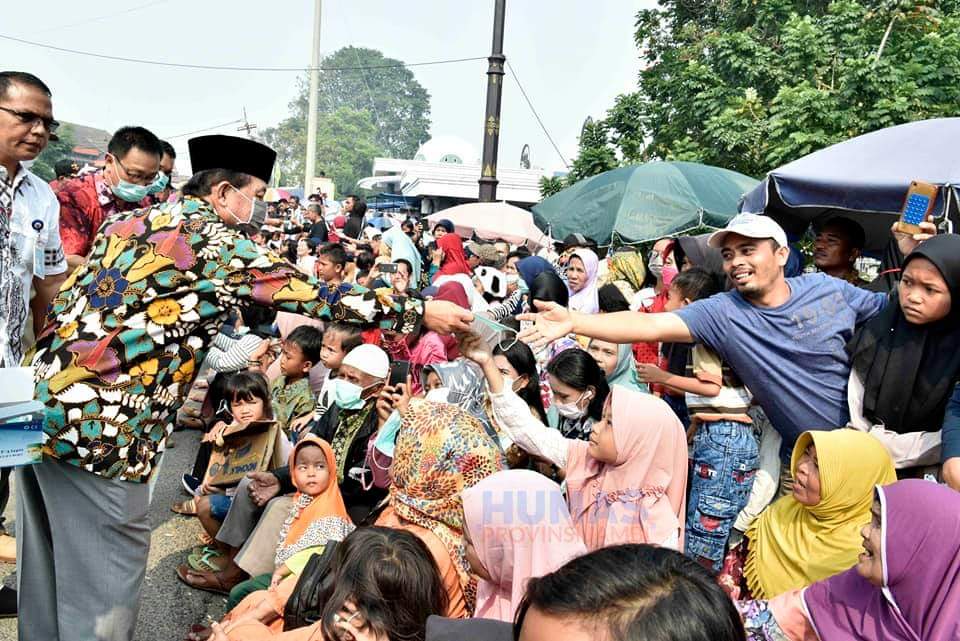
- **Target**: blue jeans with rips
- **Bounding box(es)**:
[684,419,759,572]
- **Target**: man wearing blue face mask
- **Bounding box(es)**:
[57,125,163,269]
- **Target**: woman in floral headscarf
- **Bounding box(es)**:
[376,399,507,617]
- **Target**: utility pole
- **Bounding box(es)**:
[237,107,257,138]
[304,0,322,195]
[478,0,506,202]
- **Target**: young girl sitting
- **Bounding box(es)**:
[174,372,274,572]
[461,334,688,551]
[220,435,354,620]
[739,479,960,641]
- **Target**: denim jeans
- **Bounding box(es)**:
[684,419,759,572]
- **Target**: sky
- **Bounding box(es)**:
[1,0,654,179]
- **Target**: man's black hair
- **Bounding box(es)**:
[107,126,163,160]
[0,71,51,100]
[814,217,866,250]
[671,267,722,303]
[159,140,176,159]
[326,322,363,354]
[317,242,347,267]
[181,169,252,198]
[286,325,323,364]
[346,194,367,217]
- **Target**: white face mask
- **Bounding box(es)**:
[555,390,592,420]
[502,376,523,394]
[425,387,451,404]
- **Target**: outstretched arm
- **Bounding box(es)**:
[518,300,692,349]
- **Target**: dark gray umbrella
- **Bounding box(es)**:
[740,118,960,252]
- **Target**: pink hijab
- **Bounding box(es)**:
[564,386,688,551]
[462,470,586,622]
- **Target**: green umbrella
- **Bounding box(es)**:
[532,161,759,246]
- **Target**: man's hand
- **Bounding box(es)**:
[423,299,473,334]
[636,363,670,384]
[288,414,312,438]
[246,471,281,507]
[376,386,395,426]
[892,214,937,256]
[390,378,413,417]
[517,300,575,350]
[943,457,960,492]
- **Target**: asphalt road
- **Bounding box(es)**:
[0,429,228,640]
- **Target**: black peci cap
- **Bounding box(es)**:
[187,135,277,183]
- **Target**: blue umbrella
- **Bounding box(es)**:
[741,118,960,252]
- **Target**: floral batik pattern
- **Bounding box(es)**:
[29,196,424,482]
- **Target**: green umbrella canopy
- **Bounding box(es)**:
[533,161,759,246]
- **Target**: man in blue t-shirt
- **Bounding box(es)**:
[519,213,925,465]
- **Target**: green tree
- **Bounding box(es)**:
[29,124,75,182]
[566,119,619,183]
[608,0,960,177]
[262,46,431,191]
[539,175,566,198]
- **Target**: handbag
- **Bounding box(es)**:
[283,541,339,630]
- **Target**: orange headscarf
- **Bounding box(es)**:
[275,435,354,567]
[564,386,688,551]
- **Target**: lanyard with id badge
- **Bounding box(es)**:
[29,218,45,279]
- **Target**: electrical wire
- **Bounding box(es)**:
[0,33,485,72]
[163,119,243,139]
[505,60,570,168]
[33,1,171,35]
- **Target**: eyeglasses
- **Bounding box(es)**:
[0,106,60,135]
[110,153,158,184]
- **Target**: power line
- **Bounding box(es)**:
[505,60,570,168]
[0,33,485,72]
[164,119,243,140]
[33,1,171,35]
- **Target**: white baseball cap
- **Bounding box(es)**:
[341,344,389,379]
[707,213,788,249]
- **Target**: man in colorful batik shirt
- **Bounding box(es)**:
[17,134,473,641]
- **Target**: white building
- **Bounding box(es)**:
[357,135,549,213]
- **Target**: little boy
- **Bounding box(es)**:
[272,325,323,436]
[312,322,364,423]
[637,268,758,573]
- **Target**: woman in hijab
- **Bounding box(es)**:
[566,248,601,314]
[739,479,960,641]
[678,233,725,277]
[432,233,473,281]
[463,333,688,550]
[376,399,507,617]
[432,219,454,239]
[587,338,649,394]
[484,256,555,321]
[461,470,587,623]
[846,233,960,469]
[381,224,423,287]
[744,429,896,600]
[522,270,580,409]
[603,249,647,299]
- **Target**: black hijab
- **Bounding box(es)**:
[847,233,960,433]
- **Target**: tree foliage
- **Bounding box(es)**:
[539,120,618,198]
[261,46,431,191]
[609,0,960,177]
[29,124,75,182]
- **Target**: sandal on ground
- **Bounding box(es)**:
[175,565,235,596]
[171,498,198,516]
[188,547,226,573]
[183,623,212,641]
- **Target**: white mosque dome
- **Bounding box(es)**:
[413,135,480,165]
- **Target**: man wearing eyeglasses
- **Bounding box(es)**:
[56,125,163,269]
[0,70,69,615]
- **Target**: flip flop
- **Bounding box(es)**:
[171,498,198,516]
[188,548,226,573]
[175,565,233,596]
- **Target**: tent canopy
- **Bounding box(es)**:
[740,118,960,252]
[532,161,758,246]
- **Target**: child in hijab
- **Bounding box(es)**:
[209,436,354,634]
[432,233,473,281]
[846,233,960,469]
[739,479,960,641]
[566,249,601,314]
[462,333,688,551]
[744,429,896,600]
[462,470,587,623]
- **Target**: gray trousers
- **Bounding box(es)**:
[16,458,151,641]
[215,476,292,577]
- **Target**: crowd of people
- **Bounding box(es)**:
[2,68,960,641]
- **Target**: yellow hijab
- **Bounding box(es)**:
[603,251,647,293]
[745,429,895,599]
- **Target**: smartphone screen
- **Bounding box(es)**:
[389,360,411,387]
